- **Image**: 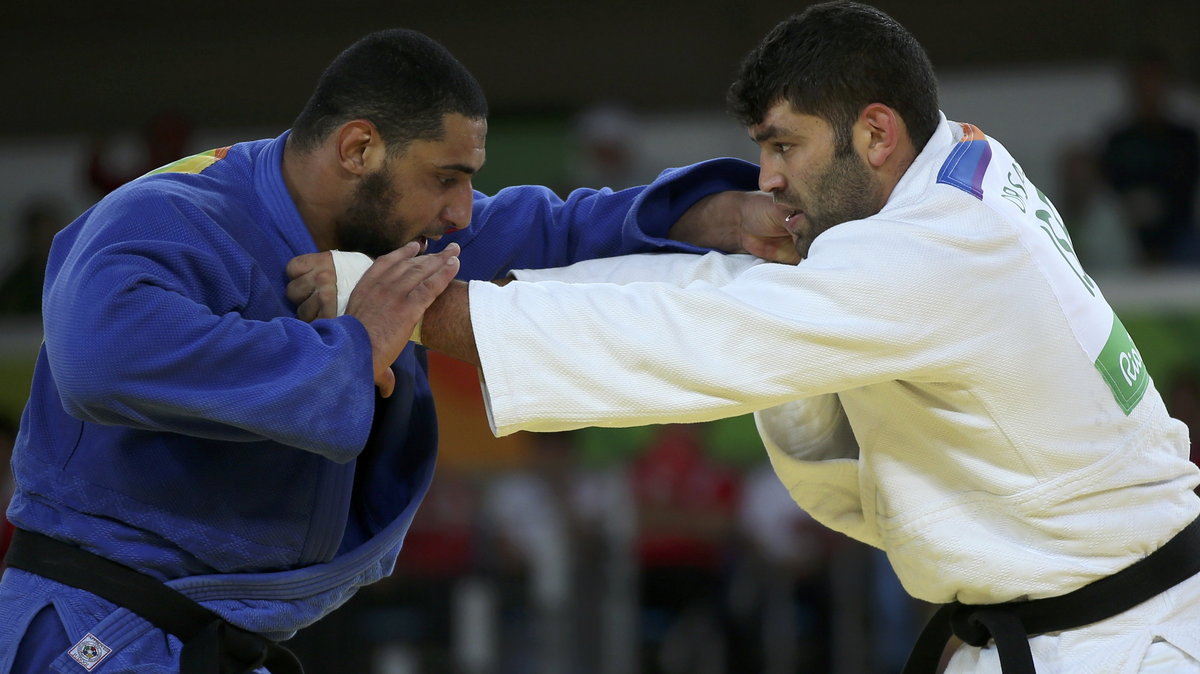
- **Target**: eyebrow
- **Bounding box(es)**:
[752,125,788,144]
[436,162,480,175]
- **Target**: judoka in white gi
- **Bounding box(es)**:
[292,3,1200,671]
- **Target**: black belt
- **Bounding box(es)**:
[5,528,304,674]
[902,515,1200,674]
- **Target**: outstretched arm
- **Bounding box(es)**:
[670,190,798,264]
[445,157,797,282]
[285,187,797,331]
[287,247,769,372]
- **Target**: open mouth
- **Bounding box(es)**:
[416,232,447,254]
[783,209,805,235]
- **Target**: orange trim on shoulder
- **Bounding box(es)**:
[145,146,233,176]
[960,123,986,142]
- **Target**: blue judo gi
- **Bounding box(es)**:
[0,131,757,672]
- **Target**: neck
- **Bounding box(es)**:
[281,138,342,251]
[875,140,918,210]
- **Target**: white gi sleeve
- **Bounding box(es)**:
[510,251,766,286]
[754,397,877,547]
[477,249,883,542]
[468,236,940,435]
[473,244,939,548]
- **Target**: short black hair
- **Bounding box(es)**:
[727,1,940,153]
[289,29,488,155]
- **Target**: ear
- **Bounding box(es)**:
[857,103,905,169]
[334,120,387,176]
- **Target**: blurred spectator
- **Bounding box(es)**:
[1099,47,1200,267]
[630,424,741,674]
[572,454,640,674]
[1055,143,1136,273]
[862,548,924,674]
[379,467,483,674]
[1164,369,1200,480]
[87,109,194,196]
[731,462,835,673]
[569,103,647,192]
[482,432,580,674]
[0,197,67,316]
[287,467,481,674]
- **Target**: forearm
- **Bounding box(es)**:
[667,190,743,252]
[420,280,480,366]
[667,189,799,264]
[451,158,761,276]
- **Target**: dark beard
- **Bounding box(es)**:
[776,148,879,259]
[335,168,404,258]
[806,147,878,237]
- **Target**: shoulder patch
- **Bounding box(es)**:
[1094,314,1149,415]
[936,123,990,200]
[145,146,231,176]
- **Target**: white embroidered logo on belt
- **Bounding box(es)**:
[68,633,113,671]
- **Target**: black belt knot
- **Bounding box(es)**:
[901,515,1200,674]
[950,605,1037,672]
[950,604,1008,648]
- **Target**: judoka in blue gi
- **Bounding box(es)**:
[0,29,794,673]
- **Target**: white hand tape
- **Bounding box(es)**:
[329,250,374,316]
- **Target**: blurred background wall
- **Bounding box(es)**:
[2,0,1200,264]
[4,0,1200,133]
[2,0,1200,240]
[2,2,1199,672]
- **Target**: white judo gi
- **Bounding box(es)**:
[459,117,1200,672]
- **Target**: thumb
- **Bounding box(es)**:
[378,368,396,399]
[754,236,802,265]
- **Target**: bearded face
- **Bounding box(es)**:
[774,145,881,258]
[334,164,415,259]
[330,113,489,258]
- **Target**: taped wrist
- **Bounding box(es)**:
[329,250,374,316]
[330,250,423,343]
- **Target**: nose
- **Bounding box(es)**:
[758,166,786,194]
[758,152,785,194]
[442,187,474,232]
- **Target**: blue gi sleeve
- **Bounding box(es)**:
[42,186,375,461]
[434,157,760,280]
